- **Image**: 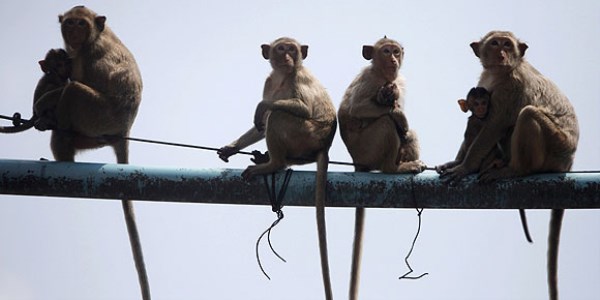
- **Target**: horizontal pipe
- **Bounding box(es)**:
[0,159,598,209]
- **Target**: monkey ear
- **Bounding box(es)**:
[458,99,469,113]
[470,42,480,58]
[58,15,64,23]
[39,60,48,73]
[518,42,528,57]
[95,16,106,32]
[301,45,308,60]
[261,44,271,60]
[362,45,374,60]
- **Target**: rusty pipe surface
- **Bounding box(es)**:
[0,159,598,209]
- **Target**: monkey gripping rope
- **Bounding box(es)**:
[255,167,294,280]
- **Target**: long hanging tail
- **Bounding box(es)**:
[122,200,151,300]
[315,151,333,300]
[349,207,365,300]
[547,209,564,300]
[519,209,533,243]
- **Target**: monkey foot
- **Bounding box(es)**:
[478,167,516,183]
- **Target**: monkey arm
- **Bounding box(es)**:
[218,127,265,162]
[348,97,396,120]
[33,88,63,117]
[270,98,311,119]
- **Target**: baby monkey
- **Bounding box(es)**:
[437,87,532,243]
[34,48,72,131]
[437,87,502,173]
[0,49,71,133]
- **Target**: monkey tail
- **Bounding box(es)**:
[349,207,365,300]
[547,208,564,300]
[519,209,533,243]
[315,150,333,300]
[122,200,151,300]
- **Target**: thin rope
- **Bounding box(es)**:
[399,175,429,280]
[255,169,293,280]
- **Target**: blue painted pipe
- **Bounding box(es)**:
[0,159,598,209]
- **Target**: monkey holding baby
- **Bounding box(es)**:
[338,36,425,300]
[440,31,579,300]
[32,6,150,300]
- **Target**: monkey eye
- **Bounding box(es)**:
[287,46,296,53]
[383,48,391,55]
[490,40,499,46]
[503,41,513,48]
[64,19,75,25]
[77,20,86,26]
[393,48,401,55]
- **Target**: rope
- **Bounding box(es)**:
[399,175,429,280]
[255,169,293,280]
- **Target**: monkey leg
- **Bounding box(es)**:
[345,117,399,172]
[57,82,130,136]
[481,105,574,181]
[50,131,76,161]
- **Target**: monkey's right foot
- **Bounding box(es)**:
[398,160,427,173]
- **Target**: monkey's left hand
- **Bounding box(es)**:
[217,146,239,162]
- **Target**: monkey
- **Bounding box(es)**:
[0,49,71,133]
[32,6,150,300]
[217,37,337,300]
[436,87,533,243]
[436,87,502,173]
[440,31,579,300]
[337,37,425,300]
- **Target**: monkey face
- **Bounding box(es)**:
[378,44,403,70]
[470,98,489,119]
[61,17,91,50]
[473,32,528,70]
[263,38,308,74]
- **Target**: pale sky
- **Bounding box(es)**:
[0,1,598,299]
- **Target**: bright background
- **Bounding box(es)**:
[0,1,598,299]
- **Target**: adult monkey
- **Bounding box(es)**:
[218,37,337,300]
[338,37,425,300]
[34,6,150,300]
[440,31,579,300]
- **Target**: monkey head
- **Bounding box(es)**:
[363,37,404,81]
[39,49,72,80]
[262,37,308,74]
[59,6,106,51]
[458,87,491,119]
[470,31,528,70]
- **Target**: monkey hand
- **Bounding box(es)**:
[33,115,57,131]
[376,83,398,106]
[435,161,459,174]
[250,150,270,165]
[217,146,239,162]
[439,164,472,186]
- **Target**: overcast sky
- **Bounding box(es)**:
[0,1,598,299]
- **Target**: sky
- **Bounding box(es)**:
[0,1,598,299]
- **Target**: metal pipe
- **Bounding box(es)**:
[0,159,598,209]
